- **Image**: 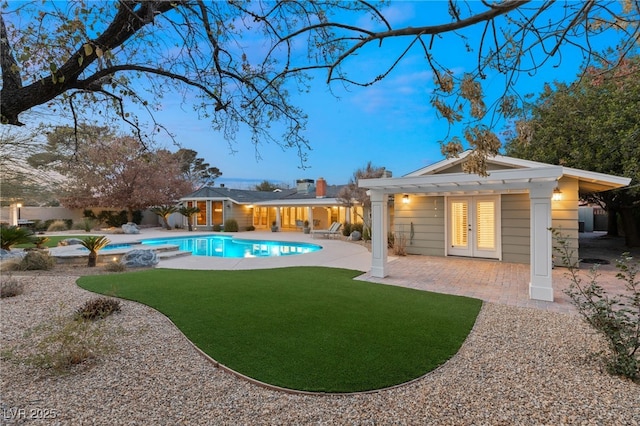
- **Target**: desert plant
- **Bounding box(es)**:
[178,206,200,231]
[150,205,178,230]
[75,217,96,232]
[104,261,127,273]
[47,220,69,232]
[0,226,33,250]
[555,230,640,382]
[2,308,114,373]
[0,274,24,298]
[342,222,352,237]
[224,218,239,232]
[75,297,121,321]
[18,250,56,271]
[31,236,50,249]
[393,232,407,256]
[80,236,110,267]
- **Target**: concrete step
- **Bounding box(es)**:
[157,250,192,260]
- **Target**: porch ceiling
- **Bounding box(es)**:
[359,167,563,195]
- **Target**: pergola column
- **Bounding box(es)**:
[369,189,388,278]
[529,182,555,301]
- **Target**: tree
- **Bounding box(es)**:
[505,55,640,246]
[51,135,193,221]
[337,162,387,235]
[2,2,638,173]
[178,206,200,232]
[80,235,110,267]
[254,180,281,192]
[173,149,222,190]
[150,205,178,230]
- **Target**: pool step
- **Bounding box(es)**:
[157,250,192,260]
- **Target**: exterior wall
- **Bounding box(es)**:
[551,177,580,266]
[228,204,253,230]
[501,193,530,264]
[0,206,158,227]
[393,194,445,256]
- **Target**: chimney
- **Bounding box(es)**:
[316,177,327,198]
[220,183,225,188]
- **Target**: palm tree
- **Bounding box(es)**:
[80,236,110,267]
[150,205,178,230]
[178,206,200,232]
[0,226,32,251]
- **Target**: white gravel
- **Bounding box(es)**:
[1,274,639,425]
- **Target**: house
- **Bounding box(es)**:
[358,151,631,302]
[178,178,362,231]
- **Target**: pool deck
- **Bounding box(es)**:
[47,228,373,271]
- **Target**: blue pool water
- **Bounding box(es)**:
[140,235,322,258]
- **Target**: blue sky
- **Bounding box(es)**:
[145,1,624,189]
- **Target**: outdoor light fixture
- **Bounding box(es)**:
[402,194,410,204]
[552,187,562,201]
[16,203,22,220]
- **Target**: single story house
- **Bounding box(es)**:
[178,178,363,231]
[359,151,631,302]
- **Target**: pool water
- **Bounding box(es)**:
[140,235,321,258]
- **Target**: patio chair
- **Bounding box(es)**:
[311,222,342,239]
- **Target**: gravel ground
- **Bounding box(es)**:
[1,273,639,425]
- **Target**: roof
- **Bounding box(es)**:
[180,184,350,205]
[401,151,630,194]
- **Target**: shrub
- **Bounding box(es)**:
[555,230,640,382]
[0,275,24,298]
[350,223,364,234]
[47,220,69,232]
[73,218,96,232]
[362,226,371,241]
[1,226,33,250]
[18,250,56,271]
[393,232,407,256]
[31,236,50,249]
[246,225,256,231]
[212,224,222,232]
[104,261,127,273]
[2,308,114,373]
[342,222,352,237]
[224,219,239,232]
[75,297,121,321]
[97,210,129,227]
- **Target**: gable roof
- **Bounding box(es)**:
[404,151,630,193]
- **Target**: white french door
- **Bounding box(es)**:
[448,196,500,259]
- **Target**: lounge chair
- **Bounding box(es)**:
[311,222,342,239]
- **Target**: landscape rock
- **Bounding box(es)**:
[0,248,26,260]
[57,238,84,246]
[349,231,362,241]
[120,249,158,268]
[121,223,140,234]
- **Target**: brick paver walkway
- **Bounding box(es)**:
[358,255,630,314]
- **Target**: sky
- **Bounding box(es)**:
[7,1,628,189]
[144,1,624,189]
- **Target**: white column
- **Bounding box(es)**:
[10,204,18,226]
[276,207,281,228]
[307,206,313,229]
[529,182,555,301]
[369,190,388,278]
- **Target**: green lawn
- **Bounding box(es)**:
[78,267,482,393]
[16,234,101,249]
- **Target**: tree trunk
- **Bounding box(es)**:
[188,219,193,232]
[162,217,171,230]
[88,251,97,267]
[620,208,640,247]
[607,208,619,236]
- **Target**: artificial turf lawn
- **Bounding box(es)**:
[16,234,101,248]
[77,267,482,393]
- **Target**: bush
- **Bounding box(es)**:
[2,307,115,373]
[0,275,24,298]
[350,223,364,235]
[47,220,69,232]
[73,218,96,232]
[75,297,121,321]
[1,226,33,250]
[97,210,128,227]
[555,230,640,382]
[18,250,56,271]
[104,262,127,273]
[246,225,255,231]
[224,219,239,232]
[393,232,407,256]
[342,222,352,237]
[212,224,222,232]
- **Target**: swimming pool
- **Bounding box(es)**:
[140,235,322,258]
